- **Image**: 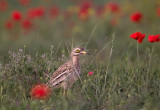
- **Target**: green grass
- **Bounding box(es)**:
[0,39,160,110]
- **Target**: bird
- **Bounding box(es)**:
[46,47,89,95]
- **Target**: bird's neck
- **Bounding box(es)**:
[71,56,80,67]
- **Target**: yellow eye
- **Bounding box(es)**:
[75,49,80,53]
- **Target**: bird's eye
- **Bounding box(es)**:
[75,49,80,53]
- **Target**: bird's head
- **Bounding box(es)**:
[71,47,89,57]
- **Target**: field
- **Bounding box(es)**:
[0,0,160,110]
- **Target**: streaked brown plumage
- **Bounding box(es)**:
[46,47,88,93]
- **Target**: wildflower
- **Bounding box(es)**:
[78,1,91,20]
[148,35,160,43]
[12,52,17,58]
[106,2,120,13]
[26,55,31,62]
[47,61,51,66]
[50,6,59,19]
[22,19,32,30]
[11,10,22,21]
[88,71,93,75]
[5,64,11,70]
[18,0,30,6]
[27,7,45,19]
[27,8,35,19]
[35,7,45,18]
[19,49,23,52]
[130,12,142,23]
[30,84,51,100]
[130,32,145,43]
[0,1,7,11]
[157,7,160,17]
[78,8,89,20]
[42,54,46,59]
[5,20,14,30]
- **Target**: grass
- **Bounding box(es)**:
[0,36,160,110]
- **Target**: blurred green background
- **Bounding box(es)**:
[0,0,159,60]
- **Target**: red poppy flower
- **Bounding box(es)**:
[130,32,145,43]
[35,7,45,18]
[148,35,160,43]
[18,0,30,6]
[130,12,142,23]
[5,20,14,30]
[30,84,51,100]
[88,71,93,75]
[157,7,160,17]
[27,8,35,19]
[0,1,8,11]
[50,6,59,19]
[27,7,45,19]
[22,19,32,30]
[106,2,120,13]
[78,1,91,20]
[12,10,22,21]
[78,10,89,20]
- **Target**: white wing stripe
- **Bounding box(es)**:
[51,76,66,86]
[52,70,69,82]
[51,70,74,87]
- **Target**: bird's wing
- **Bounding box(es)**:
[47,61,73,87]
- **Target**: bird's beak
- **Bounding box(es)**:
[80,51,90,55]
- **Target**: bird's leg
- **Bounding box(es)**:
[66,89,71,97]
[63,82,68,96]
[63,89,66,96]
